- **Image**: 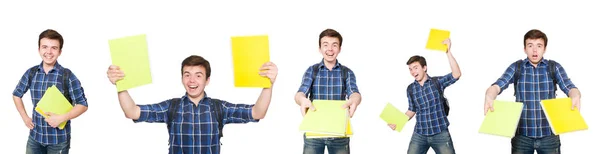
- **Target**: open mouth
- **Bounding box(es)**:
[188,85,198,90]
[326,51,334,57]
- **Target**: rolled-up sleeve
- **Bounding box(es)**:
[297,66,315,96]
[66,72,88,107]
[553,62,577,95]
[407,85,416,112]
[345,68,360,97]
[492,62,518,95]
[13,69,31,98]
[221,100,259,124]
[134,100,170,123]
[437,73,459,88]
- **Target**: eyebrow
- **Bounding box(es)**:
[183,71,204,75]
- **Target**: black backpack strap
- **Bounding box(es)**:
[167,98,181,132]
[431,77,449,115]
[27,67,38,89]
[211,98,224,139]
[308,64,320,102]
[61,68,73,105]
[340,65,349,99]
[547,60,557,97]
[513,60,523,97]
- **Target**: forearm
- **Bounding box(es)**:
[294,92,306,106]
[13,96,29,118]
[447,52,461,78]
[252,88,273,119]
[117,91,141,119]
[485,85,500,100]
[568,88,581,99]
[405,110,416,120]
[348,93,361,105]
[64,105,88,120]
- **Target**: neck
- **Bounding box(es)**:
[188,92,205,106]
[418,75,428,86]
[324,60,336,70]
[42,63,55,74]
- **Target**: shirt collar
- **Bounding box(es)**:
[318,58,342,69]
[524,57,549,66]
[36,61,64,73]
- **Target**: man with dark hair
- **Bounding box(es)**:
[389,38,461,154]
[12,29,89,154]
[295,28,362,154]
[484,29,581,154]
[106,55,278,154]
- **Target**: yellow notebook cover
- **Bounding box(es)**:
[478,100,523,138]
[379,102,409,132]
[299,100,348,136]
[306,119,353,138]
[231,35,271,88]
[425,28,450,52]
[108,34,153,92]
[541,98,588,135]
[35,85,73,129]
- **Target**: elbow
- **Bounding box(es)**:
[253,113,266,120]
[453,72,462,79]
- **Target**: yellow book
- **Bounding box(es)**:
[425,28,450,52]
[108,34,153,92]
[35,85,73,130]
[299,100,348,136]
[231,35,271,88]
[379,102,409,132]
[541,98,588,135]
[478,100,523,138]
[306,119,353,138]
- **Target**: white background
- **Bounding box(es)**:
[1,0,597,153]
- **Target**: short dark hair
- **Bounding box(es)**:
[524,29,547,47]
[406,55,427,67]
[38,29,64,49]
[319,29,343,47]
[181,55,211,79]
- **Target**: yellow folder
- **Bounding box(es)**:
[34,85,73,129]
[108,34,153,92]
[425,28,450,52]
[541,98,588,135]
[478,100,523,138]
[231,35,271,88]
[379,102,409,132]
[306,119,353,138]
[299,100,348,136]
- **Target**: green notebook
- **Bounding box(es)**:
[35,85,73,129]
[299,100,348,136]
[379,102,409,132]
[478,100,523,138]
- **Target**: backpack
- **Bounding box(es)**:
[306,64,349,101]
[27,67,73,105]
[513,60,557,97]
[407,77,450,116]
[166,98,224,139]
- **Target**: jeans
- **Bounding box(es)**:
[303,135,350,154]
[26,136,70,154]
[511,134,561,154]
[407,129,455,154]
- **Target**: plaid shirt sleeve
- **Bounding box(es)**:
[12,69,31,98]
[407,85,416,112]
[297,66,314,96]
[553,62,577,95]
[493,62,518,95]
[344,68,360,97]
[65,72,88,107]
[436,72,459,88]
[221,100,259,124]
[134,100,170,123]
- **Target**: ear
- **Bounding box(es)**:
[423,65,428,72]
[205,77,210,86]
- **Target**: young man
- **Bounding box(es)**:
[106,55,277,154]
[388,38,461,154]
[12,29,89,154]
[484,29,581,154]
[294,28,362,154]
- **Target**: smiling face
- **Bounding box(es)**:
[319,36,341,63]
[182,65,209,100]
[38,38,61,66]
[408,61,427,82]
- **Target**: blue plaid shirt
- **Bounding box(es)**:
[12,62,88,145]
[297,59,360,101]
[134,93,258,154]
[493,58,577,138]
[407,73,458,136]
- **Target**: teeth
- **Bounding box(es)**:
[189,86,198,88]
